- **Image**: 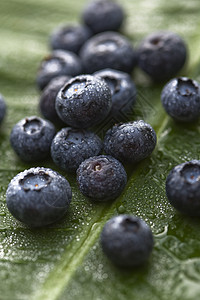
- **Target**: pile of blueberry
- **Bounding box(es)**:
[1,0,200,268]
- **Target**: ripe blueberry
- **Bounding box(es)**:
[55,75,112,128]
[39,75,71,124]
[101,215,154,267]
[104,120,157,164]
[138,31,187,82]
[6,167,72,227]
[161,77,200,122]
[166,160,200,216]
[51,127,103,172]
[10,116,56,162]
[36,50,82,90]
[94,68,137,120]
[77,155,127,201]
[82,0,124,34]
[50,24,92,54]
[80,32,137,74]
[0,94,6,124]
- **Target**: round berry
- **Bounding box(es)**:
[10,116,56,162]
[161,77,200,122]
[94,68,137,120]
[82,0,124,34]
[55,75,112,128]
[39,75,71,124]
[51,127,103,172]
[50,24,92,54]
[138,31,187,82]
[104,120,157,164]
[77,155,127,201]
[166,160,200,216]
[0,94,6,124]
[36,50,82,90]
[6,167,72,227]
[80,32,137,74]
[101,215,154,267]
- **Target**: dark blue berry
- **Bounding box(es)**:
[101,215,154,267]
[39,75,71,124]
[0,94,6,124]
[51,127,103,172]
[10,116,56,162]
[50,24,92,54]
[166,160,200,216]
[6,167,72,227]
[80,32,137,74]
[138,31,187,82]
[55,75,112,128]
[94,68,137,120]
[104,120,157,164]
[161,77,200,122]
[36,50,83,90]
[77,155,127,201]
[82,0,124,34]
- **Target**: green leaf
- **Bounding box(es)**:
[1,0,200,299]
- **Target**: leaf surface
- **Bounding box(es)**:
[0,0,200,299]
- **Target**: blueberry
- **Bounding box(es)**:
[77,155,127,201]
[94,68,137,120]
[0,94,6,124]
[100,215,154,267]
[55,75,112,128]
[39,75,71,124]
[82,0,124,34]
[138,31,187,82]
[80,32,137,74]
[166,160,200,216]
[36,50,83,90]
[104,120,157,164]
[50,24,92,54]
[6,167,72,227]
[161,77,200,122]
[10,116,56,162]
[51,127,103,172]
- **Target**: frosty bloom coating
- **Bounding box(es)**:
[80,32,137,74]
[37,50,82,90]
[101,215,154,267]
[51,127,103,172]
[10,116,56,162]
[138,31,187,81]
[77,155,127,201]
[104,120,157,164]
[56,75,112,128]
[161,77,200,122]
[166,160,200,216]
[6,167,72,227]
